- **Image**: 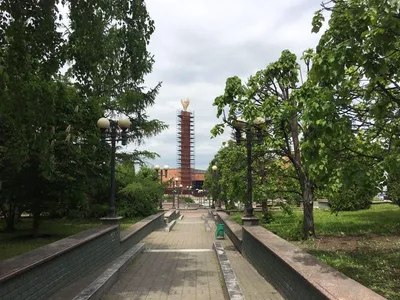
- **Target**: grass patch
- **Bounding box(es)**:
[231,204,400,299]
[303,239,400,299]
[0,217,143,260]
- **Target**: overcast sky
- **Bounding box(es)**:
[124,0,325,170]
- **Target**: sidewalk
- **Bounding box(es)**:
[102,210,283,300]
[102,211,225,300]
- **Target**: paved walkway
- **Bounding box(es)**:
[102,210,282,300]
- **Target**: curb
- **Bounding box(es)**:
[165,220,176,232]
[213,242,244,300]
[73,243,145,300]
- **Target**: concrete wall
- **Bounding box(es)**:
[0,212,165,300]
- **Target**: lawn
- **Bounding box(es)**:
[0,217,143,260]
[231,204,400,300]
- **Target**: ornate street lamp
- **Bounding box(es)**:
[179,184,183,208]
[97,116,131,218]
[154,164,169,209]
[174,177,179,208]
[211,165,222,210]
[233,116,266,226]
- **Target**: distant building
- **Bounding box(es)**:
[162,168,206,193]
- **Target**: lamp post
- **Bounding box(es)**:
[97,116,131,219]
[179,184,183,208]
[211,165,220,209]
[174,177,179,208]
[154,164,169,209]
[233,117,265,226]
[186,185,191,204]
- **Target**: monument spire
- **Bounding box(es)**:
[177,98,194,191]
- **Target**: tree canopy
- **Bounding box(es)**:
[210,0,400,239]
[0,0,166,234]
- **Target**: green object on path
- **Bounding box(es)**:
[215,224,225,239]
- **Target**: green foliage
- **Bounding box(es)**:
[116,164,162,217]
[330,188,372,212]
[309,0,400,210]
[211,50,319,239]
[278,202,294,216]
[325,150,382,212]
[386,158,400,206]
[210,0,400,238]
[0,0,166,234]
[204,140,247,206]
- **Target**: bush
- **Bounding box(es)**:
[87,203,109,218]
[329,186,372,212]
[116,164,163,217]
[118,181,161,217]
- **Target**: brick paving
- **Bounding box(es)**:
[207,215,283,300]
[102,210,283,300]
[218,237,283,300]
[102,211,225,300]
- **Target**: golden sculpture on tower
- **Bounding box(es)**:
[181,98,190,111]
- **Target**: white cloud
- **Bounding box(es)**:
[126,0,325,169]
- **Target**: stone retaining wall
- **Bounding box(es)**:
[242,226,385,300]
[216,211,385,300]
[163,209,180,223]
[216,212,243,252]
[0,212,165,300]
[120,212,164,254]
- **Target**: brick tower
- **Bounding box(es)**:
[177,99,195,189]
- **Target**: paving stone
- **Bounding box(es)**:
[219,235,284,300]
[101,210,283,300]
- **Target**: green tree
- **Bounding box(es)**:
[0,0,69,234]
[0,0,166,235]
[211,50,333,239]
[204,141,247,209]
[310,0,400,206]
[66,0,166,141]
[204,139,292,222]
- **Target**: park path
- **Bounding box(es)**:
[102,210,283,300]
[102,211,225,300]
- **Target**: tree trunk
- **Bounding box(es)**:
[5,213,15,232]
[302,179,315,239]
[262,198,272,223]
[262,198,267,215]
[1,202,16,232]
[14,206,22,223]
[33,211,40,238]
[32,199,41,238]
[229,198,235,210]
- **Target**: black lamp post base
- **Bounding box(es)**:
[241,216,259,226]
[101,216,123,226]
